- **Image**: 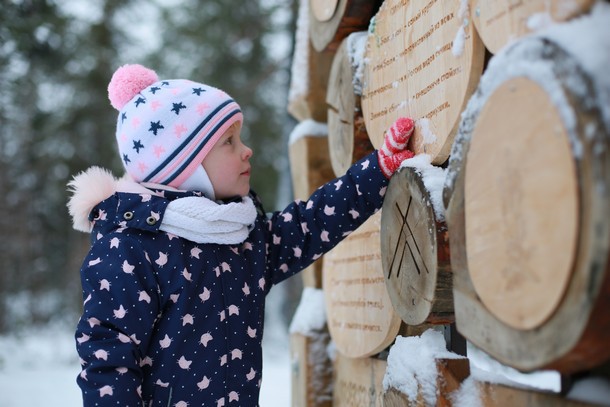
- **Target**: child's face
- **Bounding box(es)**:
[202,123,253,200]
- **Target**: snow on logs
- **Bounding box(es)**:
[323,0,479,350]
[444,4,610,374]
[288,0,610,404]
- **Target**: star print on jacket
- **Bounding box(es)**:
[74,152,388,406]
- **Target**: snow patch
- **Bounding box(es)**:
[288,119,328,145]
[289,287,327,336]
[383,329,465,405]
[346,31,369,96]
[399,154,447,220]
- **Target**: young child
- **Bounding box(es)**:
[68,64,414,406]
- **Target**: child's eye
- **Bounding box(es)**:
[225,137,233,145]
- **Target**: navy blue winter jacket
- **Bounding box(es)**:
[74,152,388,406]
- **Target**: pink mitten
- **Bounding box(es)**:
[378,117,415,178]
[379,149,415,179]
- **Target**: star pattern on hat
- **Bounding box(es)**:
[149,121,164,135]
[174,124,188,138]
[171,102,187,115]
[192,87,206,96]
[153,145,166,158]
[133,140,144,153]
[197,103,210,116]
[114,75,243,186]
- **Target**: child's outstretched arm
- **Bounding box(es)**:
[262,117,415,285]
[135,116,415,286]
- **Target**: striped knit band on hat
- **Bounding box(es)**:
[108,64,243,193]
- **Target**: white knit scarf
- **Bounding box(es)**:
[160,195,257,245]
[67,167,256,244]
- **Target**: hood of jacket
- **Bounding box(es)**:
[67,166,155,233]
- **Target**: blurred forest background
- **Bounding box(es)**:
[0,0,300,334]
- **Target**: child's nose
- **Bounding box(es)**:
[242,144,253,160]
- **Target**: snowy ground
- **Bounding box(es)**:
[0,322,291,407]
[2,321,610,406]
[0,281,293,406]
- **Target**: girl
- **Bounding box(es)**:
[68,64,414,406]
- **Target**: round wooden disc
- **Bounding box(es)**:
[444,18,610,371]
[380,167,453,325]
[465,77,578,330]
[323,211,402,358]
[311,0,339,22]
[327,38,358,176]
[362,0,484,164]
[310,0,379,52]
[327,36,374,176]
[470,0,595,54]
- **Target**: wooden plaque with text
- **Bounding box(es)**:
[470,0,595,54]
[361,0,484,164]
[323,211,402,358]
[332,353,387,407]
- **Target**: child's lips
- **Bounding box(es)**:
[241,168,251,176]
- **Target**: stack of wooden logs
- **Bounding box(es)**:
[287,0,610,406]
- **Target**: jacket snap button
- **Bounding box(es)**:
[146,216,157,226]
[123,211,134,220]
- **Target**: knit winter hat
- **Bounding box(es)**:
[108,64,243,198]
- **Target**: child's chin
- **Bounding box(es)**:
[239,185,251,197]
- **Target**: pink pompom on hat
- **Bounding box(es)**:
[108,64,243,198]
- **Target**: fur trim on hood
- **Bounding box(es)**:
[67,167,152,232]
